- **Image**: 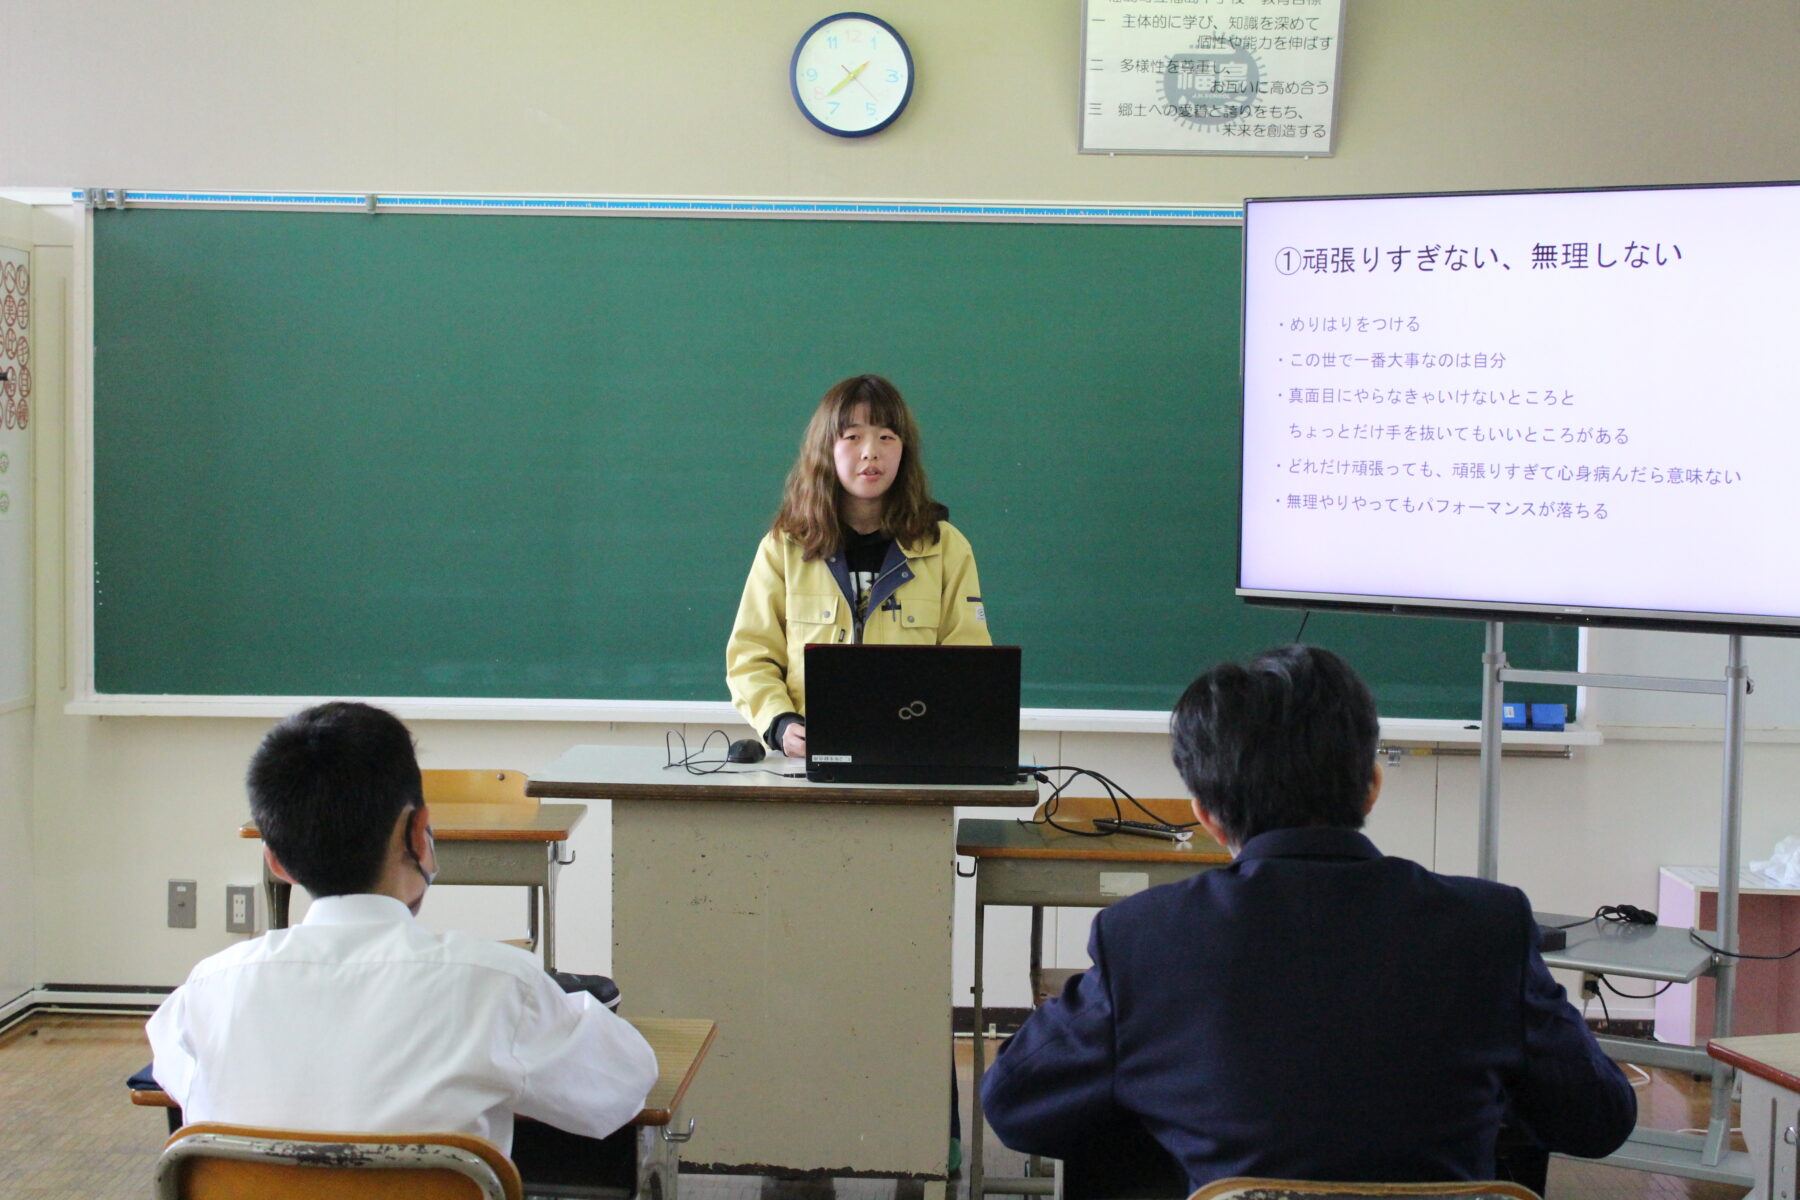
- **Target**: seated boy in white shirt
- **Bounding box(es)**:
[146,701,658,1157]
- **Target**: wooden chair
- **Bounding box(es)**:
[137,1019,715,1200]
[155,1123,522,1199]
[421,769,542,953]
[1188,1181,1542,1200]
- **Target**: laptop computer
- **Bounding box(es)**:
[803,644,1022,785]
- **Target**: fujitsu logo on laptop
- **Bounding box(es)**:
[897,701,927,720]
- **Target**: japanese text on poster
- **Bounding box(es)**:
[1081,0,1343,156]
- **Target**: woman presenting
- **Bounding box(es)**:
[727,374,991,757]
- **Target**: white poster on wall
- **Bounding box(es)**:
[0,240,31,706]
[1080,0,1343,156]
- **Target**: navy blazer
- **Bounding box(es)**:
[980,827,1636,1189]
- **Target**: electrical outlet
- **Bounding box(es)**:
[168,879,197,929]
[1580,973,1601,999]
[226,885,256,934]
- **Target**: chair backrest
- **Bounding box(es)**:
[156,1123,524,1200]
[1189,1181,1541,1200]
[422,769,534,808]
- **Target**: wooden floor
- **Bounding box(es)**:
[0,1014,1752,1200]
[0,1014,168,1199]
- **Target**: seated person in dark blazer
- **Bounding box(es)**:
[980,645,1636,1192]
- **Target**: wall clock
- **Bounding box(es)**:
[790,12,913,137]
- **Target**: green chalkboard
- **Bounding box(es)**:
[93,207,1574,716]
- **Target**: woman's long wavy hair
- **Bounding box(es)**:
[772,375,942,561]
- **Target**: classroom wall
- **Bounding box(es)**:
[0,707,29,1007]
[8,1,1800,201]
[0,197,36,1008]
[7,1,1800,1015]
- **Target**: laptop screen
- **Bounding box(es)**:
[803,644,1022,785]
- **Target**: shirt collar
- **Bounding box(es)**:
[300,893,417,927]
[1233,825,1381,865]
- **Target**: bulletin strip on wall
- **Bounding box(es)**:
[73,188,1246,225]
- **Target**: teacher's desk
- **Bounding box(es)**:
[528,745,1036,1188]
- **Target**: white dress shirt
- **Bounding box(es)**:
[146,893,658,1152]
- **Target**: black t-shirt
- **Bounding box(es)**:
[841,525,894,625]
[766,524,895,749]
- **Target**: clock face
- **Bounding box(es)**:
[791,13,913,137]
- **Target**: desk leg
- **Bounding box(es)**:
[971,879,988,1200]
[971,892,1055,1199]
[262,861,291,929]
[1028,905,1043,990]
[638,1115,681,1200]
[542,851,560,972]
[1025,906,1050,1187]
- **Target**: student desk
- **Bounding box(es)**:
[240,802,587,970]
[955,799,1232,1200]
[527,745,1038,1187]
[133,1017,715,1200]
[1708,1034,1800,1200]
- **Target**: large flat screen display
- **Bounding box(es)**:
[1240,181,1800,635]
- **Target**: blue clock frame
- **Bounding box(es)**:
[789,11,915,138]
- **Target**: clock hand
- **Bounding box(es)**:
[826,60,871,97]
[841,63,880,100]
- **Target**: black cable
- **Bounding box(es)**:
[1546,914,1599,930]
[664,729,730,774]
[1598,976,1675,1000]
[1023,768,1121,837]
[1293,610,1311,642]
[1596,904,1658,926]
[1689,929,1800,961]
[1546,904,1659,932]
[662,730,802,778]
[1018,767,1199,836]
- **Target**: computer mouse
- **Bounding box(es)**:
[726,738,766,764]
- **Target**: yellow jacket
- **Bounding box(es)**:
[726,521,991,740]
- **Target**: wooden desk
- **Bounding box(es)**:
[528,745,1038,1187]
[956,798,1231,1200]
[134,1017,715,1200]
[131,1017,713,1126]
[1708,1034,1800,1200]
[240,802,587,970]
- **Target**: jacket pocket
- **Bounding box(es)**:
[881,592,940,639]
[788,593,841,645]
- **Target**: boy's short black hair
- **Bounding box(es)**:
[247,701,424,896]
[1170,644,1379,847]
